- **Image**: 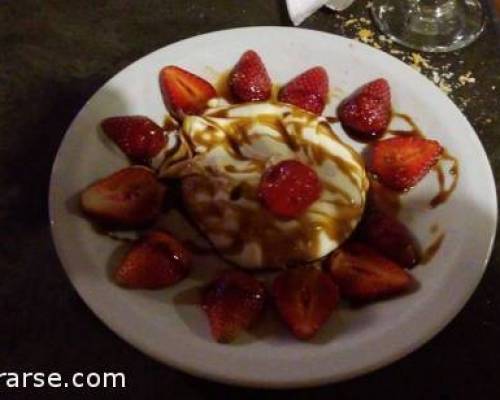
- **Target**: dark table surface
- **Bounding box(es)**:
[1,0,499,398]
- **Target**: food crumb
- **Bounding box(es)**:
[344,18,357,27]
[390,48,404,55]
[458,71,476,85]
[438,80,453,94]
[410,64,421,73]
[379,34,393,44]
[432,71,441,84]
[357,28,375,43]
[410,52,431,69]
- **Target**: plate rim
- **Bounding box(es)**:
[49,26,498,388]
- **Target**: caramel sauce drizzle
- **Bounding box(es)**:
[391,112,420,133]
[214,70,233,103]
[430,151,459,209]
[326,116,339,124]
[421,233,445,264]
[163,116,179,131]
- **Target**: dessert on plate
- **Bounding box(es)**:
[159,100,368,269]
[79,50,456,343]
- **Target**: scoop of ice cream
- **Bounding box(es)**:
[159,100,368,269]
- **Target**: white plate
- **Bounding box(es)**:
[49,27,497,388]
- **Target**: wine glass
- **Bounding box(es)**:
[371,0,485,52]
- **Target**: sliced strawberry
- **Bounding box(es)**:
[101,116,166,162]
[357,210,420,268]
[258,160,322,219]
[278,67,329,115]
[229,50,272,102]
[338,78,392,140]
[273,267,339,340]
[115,231,191,289]
[202,270,266,343]
[159,66,216,118]
[329,242,414,302]
[366,179,401,216]
[80,167,166,227]
[369,136,443,191]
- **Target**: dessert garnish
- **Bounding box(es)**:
[338,78,392,141]
[80,166,166,227]
[202,270,266,343]
[368,136,444,191]
[229,50,272,102]
[258,159,322,219]
[101,116,167,162]
[278,66,329,115]
[356,209,420,269]
[115,231,191,289]
[328,242,414,302]
[273,266,339,340]
[159,65,216,118]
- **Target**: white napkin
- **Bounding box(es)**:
[286,0,355,26]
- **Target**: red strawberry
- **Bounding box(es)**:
[229,50,272,102]
[80,166,166,227]
[159,66,216,118]
[338,78,392,140]
[101,116,166,162]
[369,136,443,191]
[115,231,191,289]
[273,267,339,340]
[278,67,329,115]
[258,160,322,218]
[366,179,401,217]
[357,210,420,268]
[202,270,266,343]
[329,242,414,302]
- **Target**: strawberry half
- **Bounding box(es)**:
[357,210,420,269]
[115,231,191,289]
[338,78,392,140]
[202,270,266,343]
[229,50,272,102]
[366,179,401,217]
[159,66,216,118]
[101,116,166,162]
[278,67,329,115]
[329,242,414,302]
[369,136,443,191]
[80,166,166,227]
[258,160,322,219]
[273,267,339,340]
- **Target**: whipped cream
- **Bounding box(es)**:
[159,100,368,269]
